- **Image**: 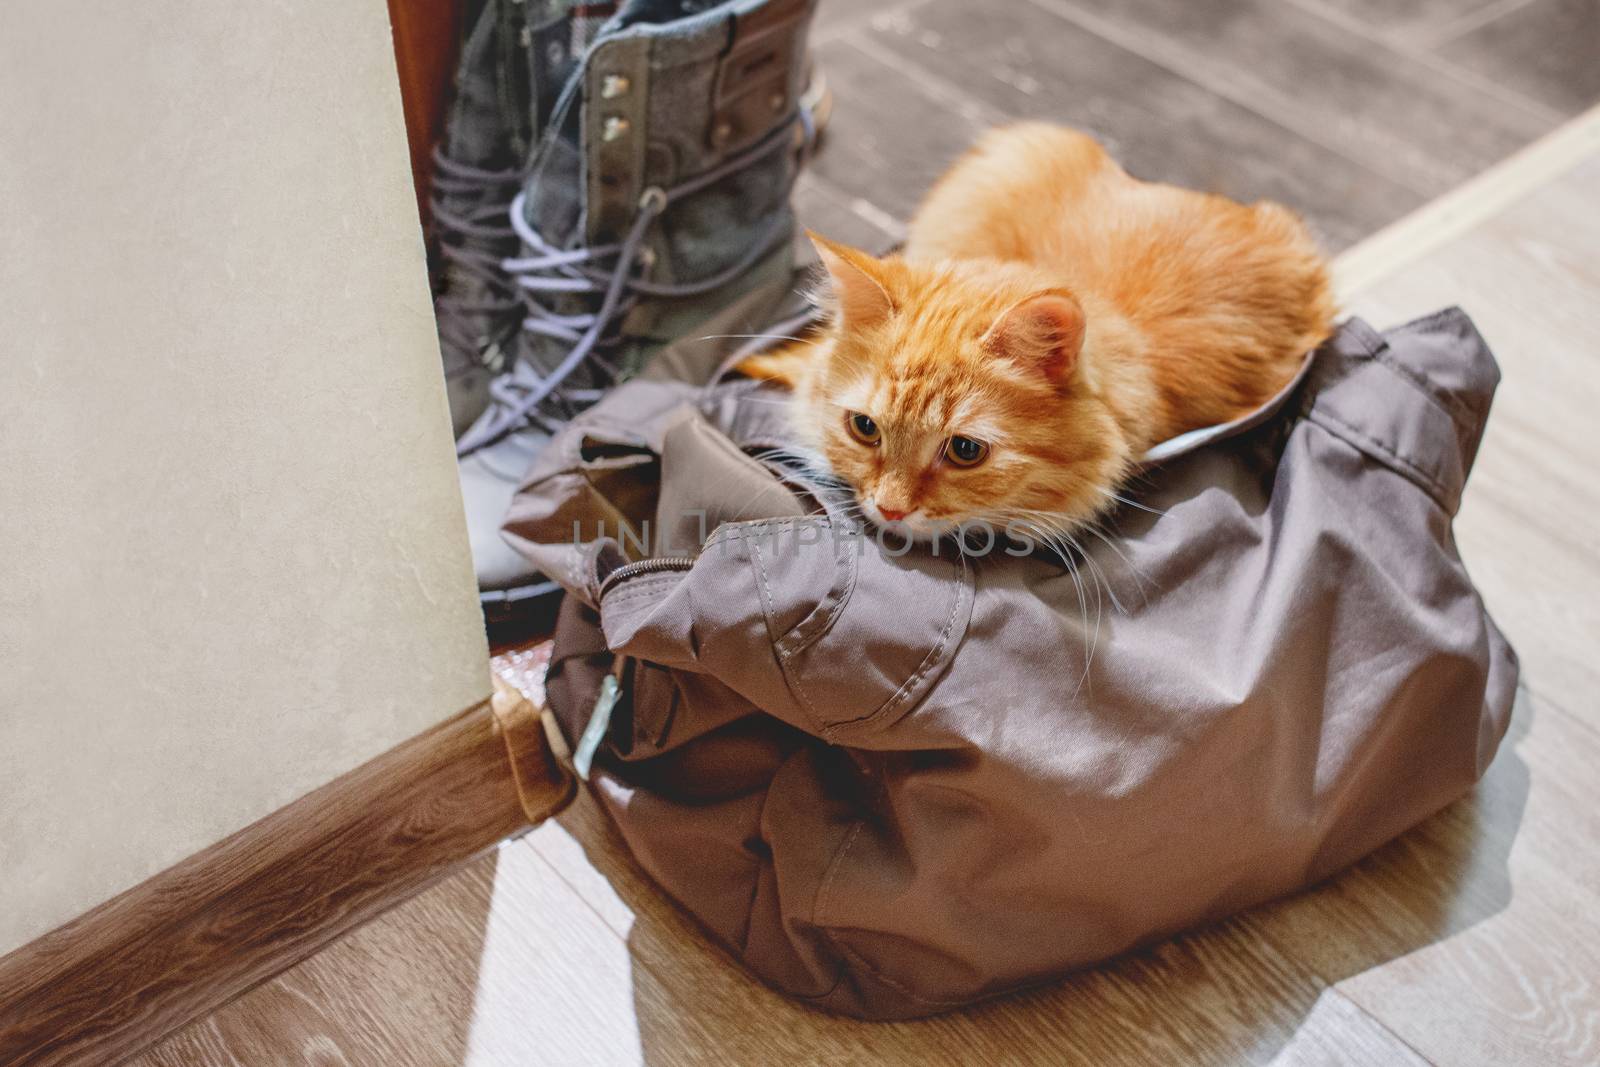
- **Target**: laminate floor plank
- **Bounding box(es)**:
[1435,0,1600,114]
[1026,0,1557,197]
[860,0,1423,249]
[812,0,929,42]
[1449,491,1600,718]
[1267,988,1431,1066]
[1245,690,1600,1066]
[804,36,1002,224]
[134,846,739,1067]
[793,172,905,256]
[1290,0,1508,39]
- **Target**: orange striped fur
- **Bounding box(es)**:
[741,123,1334,539]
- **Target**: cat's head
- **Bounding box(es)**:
[790,235,1135,542]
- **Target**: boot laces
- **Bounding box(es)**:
[429,149,524,378]
[456,107,816,457]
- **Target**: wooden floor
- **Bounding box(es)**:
[792,0,1592,255]
[139,3,1600,1064]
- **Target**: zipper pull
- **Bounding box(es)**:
[572,659,625,781]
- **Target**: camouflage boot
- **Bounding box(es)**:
[457,0,823,622]
[431,0,622,437]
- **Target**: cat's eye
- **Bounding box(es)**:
[944,435,989,468]
[846,412,881,446]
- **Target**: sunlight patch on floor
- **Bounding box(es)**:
[462,839,644,1067]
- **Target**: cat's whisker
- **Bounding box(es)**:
[1082,521,1153,605]
[1073,535,1121,645]
[749,445,838,488]
[1051,527,1104,675]
[1096,486,1167,518]
[695,333,816,346]
[1057,545,1098,697]
[1116,467,1165,499]
[990,512,1118,676]
[1072,532,1127,618]
[732,389,802,402]
[1000,517,1098,681]
[721,446,853,528]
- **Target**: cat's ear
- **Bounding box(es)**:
[983,290,1085,384]
[809,231,894,331]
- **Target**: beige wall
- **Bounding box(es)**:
[0,0,489,954]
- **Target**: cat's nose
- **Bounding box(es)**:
[877,506,908,522]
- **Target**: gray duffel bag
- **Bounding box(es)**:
[503,308,1518,1020]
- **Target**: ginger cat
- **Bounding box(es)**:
[740,123,1334,542]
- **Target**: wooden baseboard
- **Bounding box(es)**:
[0,697,573,1067]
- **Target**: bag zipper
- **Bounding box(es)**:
[598,555,696,599]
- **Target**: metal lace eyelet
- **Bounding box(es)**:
[637,186,669,215]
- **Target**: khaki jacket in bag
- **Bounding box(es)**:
[503,308,1517,1019]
